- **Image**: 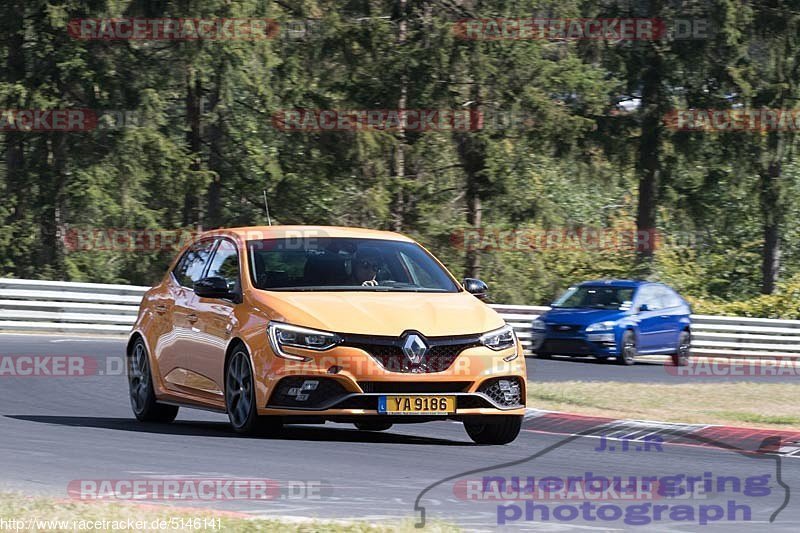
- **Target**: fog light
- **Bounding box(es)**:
[588,333,614,343]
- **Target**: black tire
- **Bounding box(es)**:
[616,330,637,365]
[671,330,691,367]
[225,345,282,436]
[127,338,179,423]
[464,415,523,445]
[354,421,393,432]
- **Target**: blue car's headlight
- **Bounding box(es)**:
[532,319,546,331]
[585,321,616,332]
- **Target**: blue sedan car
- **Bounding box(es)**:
[531,280,691,365]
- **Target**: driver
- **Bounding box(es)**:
[350,247,382,286]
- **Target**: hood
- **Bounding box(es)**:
[252,290,505,337]
[540,307,629,326]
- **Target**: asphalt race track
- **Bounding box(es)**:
[1,333,799,531]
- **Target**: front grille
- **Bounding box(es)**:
[267,376,348,408]
[342,332,481,373]
[541,339,590,355]
[359,381,472,393]
[478,377,524,408]
[548,324,582,333]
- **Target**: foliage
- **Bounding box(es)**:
[1,1,799,314]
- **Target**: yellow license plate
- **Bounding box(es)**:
[378,395,456,415]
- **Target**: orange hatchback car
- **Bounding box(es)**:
[128,226,527,444]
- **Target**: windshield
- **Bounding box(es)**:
[552,286,635,310]
[247,237,459,293]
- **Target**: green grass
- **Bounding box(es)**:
[527,381,800,430]
[709,412,800,426]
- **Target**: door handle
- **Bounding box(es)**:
[659,315,669,319]
[154,304,168,314]
[187,314,199,323]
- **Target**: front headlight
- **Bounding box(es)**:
[480,325,517,361]
[267,321,341,361]
[585,321,616,333]
[532,319,546,331]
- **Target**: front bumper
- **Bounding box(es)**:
[252,341,527,417]
[532,331,619,357]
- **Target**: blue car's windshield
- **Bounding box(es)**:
[552,286,634,310]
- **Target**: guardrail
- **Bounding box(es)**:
[1,278,798,358]
[492,304,800,358]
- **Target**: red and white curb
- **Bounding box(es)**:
[523,408,800,458]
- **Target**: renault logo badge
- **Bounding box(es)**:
[402,334,428,364]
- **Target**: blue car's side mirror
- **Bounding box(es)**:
[638,303,649,313]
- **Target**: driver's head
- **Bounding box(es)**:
[352,247,382,283]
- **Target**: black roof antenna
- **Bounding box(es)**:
[263,189,272,226]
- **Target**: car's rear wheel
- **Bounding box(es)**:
[616,330,637,365]
[128,338,179,423]
[464,415,522,445]
[225,346,281,436]
[354,421,393,431]
[671,331,691,367]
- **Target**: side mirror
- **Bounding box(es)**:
[638,303,649,313]
[463,278,489,301]
[194,276,233,299]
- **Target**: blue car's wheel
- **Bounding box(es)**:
[616,330,637,365]
[671,331,691,366]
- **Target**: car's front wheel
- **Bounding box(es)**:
[128,338,179,423]
[671,331,691,367]
[464,415,522,445]
[616,330,637,365]
[225,345,282,436]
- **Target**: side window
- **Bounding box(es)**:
[637,285,662,310]
[205,239,240,292]
[173,239,216,288]
[661,288,682,308]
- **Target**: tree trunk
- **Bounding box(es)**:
[206,71,223,228]
[38,135,67,276]
[635,50,663,270]
[184,67,203,228]
[760,155,782,294]
[391,0,408,231]
[4,0,26,224]
[455,131,486,279]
